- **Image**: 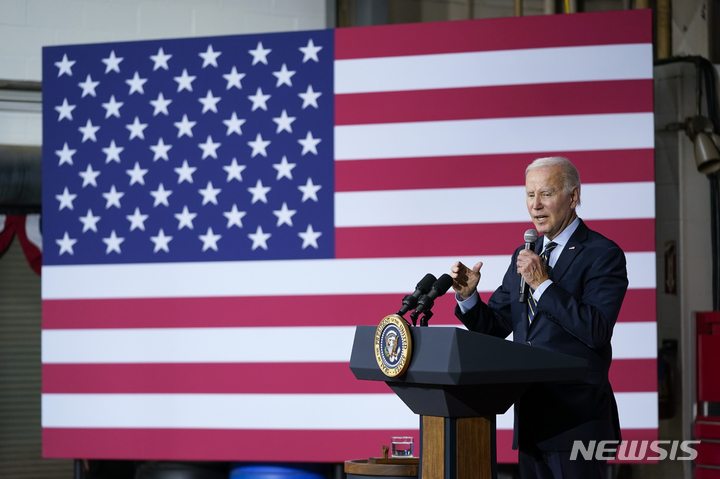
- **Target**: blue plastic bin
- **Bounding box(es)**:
[229,464,325,479]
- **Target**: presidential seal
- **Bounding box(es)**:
[374,314,412,378]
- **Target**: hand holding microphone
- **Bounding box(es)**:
[518,229,538,303]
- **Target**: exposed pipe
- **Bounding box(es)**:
[0,81,42,215]
[0,80,41,92]
[0,145,42,214]
[657,0,672,59]
[544,0,554,15]
[514,0,522,17]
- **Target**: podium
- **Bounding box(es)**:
[349,326,589,479]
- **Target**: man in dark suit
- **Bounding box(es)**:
[450,156,628,479]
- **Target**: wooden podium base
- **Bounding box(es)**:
[421,415,496,479]
[345,457,419,478]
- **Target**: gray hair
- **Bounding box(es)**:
[526,156,581,205]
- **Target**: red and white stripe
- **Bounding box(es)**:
[42,10,656,463]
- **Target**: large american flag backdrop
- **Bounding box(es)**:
[41,10,656,463]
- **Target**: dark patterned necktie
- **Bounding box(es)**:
[527,242,558,324]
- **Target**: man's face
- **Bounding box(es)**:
[525,166,579,240]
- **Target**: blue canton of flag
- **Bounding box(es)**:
[42,30,335,265]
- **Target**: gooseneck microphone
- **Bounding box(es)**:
[411,274,454,326]
[398,273,437,317]
[518,229,538,303]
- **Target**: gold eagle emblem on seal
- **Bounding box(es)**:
[374,314,412,378]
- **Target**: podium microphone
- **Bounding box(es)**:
[518,229,538,303]
[411,274,454,326]
[398,273,437,322]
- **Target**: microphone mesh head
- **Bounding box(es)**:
[417,273,437,294]
[524,229,538,243]
[434,274,454,295]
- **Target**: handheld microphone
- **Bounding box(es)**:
[518,229,538,303]
[398,273,437,317]
[411,274,454,325]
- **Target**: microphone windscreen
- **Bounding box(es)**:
[524,229,538,243]
[433,274,454,295]
[417,273,437,294]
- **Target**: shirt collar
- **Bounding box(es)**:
[544,216,580,248]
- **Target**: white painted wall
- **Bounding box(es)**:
[0,0,327,145]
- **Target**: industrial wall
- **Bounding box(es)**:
[0,0,327,146]
[0,1,326,477]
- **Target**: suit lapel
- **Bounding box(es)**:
[551,219,588,282]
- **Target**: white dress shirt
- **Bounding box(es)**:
[457,217,581,313]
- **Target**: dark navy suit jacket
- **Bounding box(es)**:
[455,219,628,452]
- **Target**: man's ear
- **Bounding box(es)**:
[570,186,580,209]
